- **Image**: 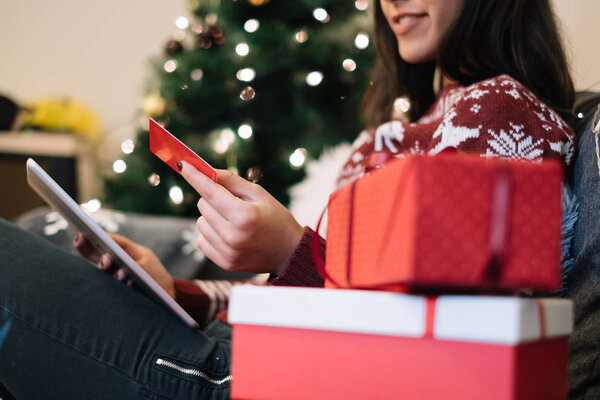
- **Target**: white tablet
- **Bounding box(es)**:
[26,158,199,329]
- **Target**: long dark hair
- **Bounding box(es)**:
[362,0,575,127]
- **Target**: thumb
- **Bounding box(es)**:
[216,169,261,201]
[108,233,147,259]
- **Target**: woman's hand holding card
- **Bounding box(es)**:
[178,161,304,276]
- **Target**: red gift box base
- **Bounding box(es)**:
[232,325,567,400]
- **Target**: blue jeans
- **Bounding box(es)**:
[0,218,231,399]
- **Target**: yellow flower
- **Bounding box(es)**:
[23,98,100,140]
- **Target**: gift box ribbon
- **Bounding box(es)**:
[422,297,546,339]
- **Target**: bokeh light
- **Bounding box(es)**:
[121,139,135,154]
[342,59,357,72]
[355,0,368,11]
[238,124,253,139]
[175,16,189,29]
[191,69,203,81]
[236,68,256,82]
[313,8,329,23]
[240,86,256,101]
[290,148,307,168]
[244,19,260,33]
[148,173,161,186]
[295,30,308,43]
[306,71,324,86]
[164,59,178,73]
[113,160,127,174]
[354,32,369,49]
[169,186,184,204]
[236,43,250,56]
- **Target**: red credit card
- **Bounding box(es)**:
[149,119,217,182]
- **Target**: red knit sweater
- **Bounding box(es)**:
[175,75,575,324]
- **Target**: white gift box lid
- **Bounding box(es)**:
[229,286,572,345]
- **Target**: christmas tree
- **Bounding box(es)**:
[104,0,374,216]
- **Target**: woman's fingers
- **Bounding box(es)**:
[74,232,122,277]
[195,232,231,271]
[107,233,146,259]
[75,233,161,290]
[196,217,236,264]
[74,232,101,264]
[214,168,262,200]
[109,234,175,298]
[97,253,113,271]
[114,268,127,281]
[97,255,129,283]
[74,233,122,274]
[179,162,251,220]
[197,198,233,242]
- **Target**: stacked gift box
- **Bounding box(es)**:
[229,153,573,400]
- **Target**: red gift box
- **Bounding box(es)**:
[323,153,563,292]
[229,286,572,400]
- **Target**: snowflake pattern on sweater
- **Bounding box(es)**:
[336,75,574,189]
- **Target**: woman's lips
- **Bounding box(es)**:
[391,13,427,35]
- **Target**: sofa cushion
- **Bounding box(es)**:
[14,207,206,279]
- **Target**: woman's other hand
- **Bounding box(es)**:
[179,161,304,276]
[74,233,176,299]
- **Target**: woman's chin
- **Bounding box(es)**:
[397,43,436,64]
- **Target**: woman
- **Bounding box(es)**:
[0,0,575,398]
[168,0,575,292]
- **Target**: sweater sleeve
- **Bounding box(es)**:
[268,226,325,287]
[174,278,215,327]
[173,227,325,325]
[174,277,266,327]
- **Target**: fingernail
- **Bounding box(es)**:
[100,254,110,268]
[176,161,183,172]
[74,233,80,244]
[116,269,127,281]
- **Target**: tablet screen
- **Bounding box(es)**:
[26,158,199,329]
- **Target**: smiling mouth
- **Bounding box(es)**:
[395,15,424,24]
[392,13,427,34]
